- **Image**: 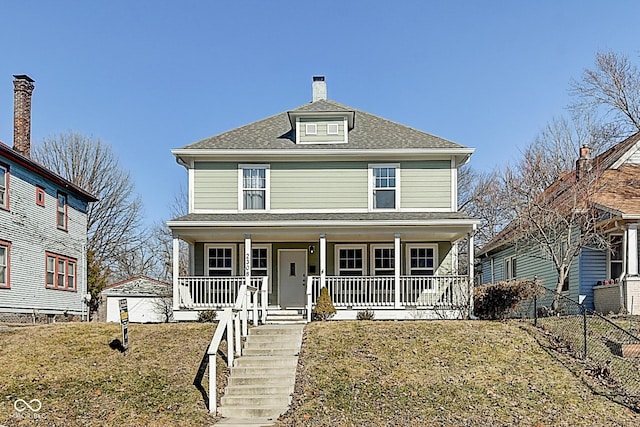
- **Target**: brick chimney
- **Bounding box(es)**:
[576,144,592,181]
[312,76,327,102]
[13,74,35,157]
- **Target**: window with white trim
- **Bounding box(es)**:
[0,165,8,210]
[335,245,366,276]
[327,123,339,135]
[0,240,9,288]
[407,245,437,276]
[57,192,68,230]
[370,165,398,210]
[609,234,623,280]
[45,253,76,291]
[371,245,394,276]
[240,165,269,210]
[505,255,517,280]
[305,123,317,135]
[206,246,235,276]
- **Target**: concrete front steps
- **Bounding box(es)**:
[215,324,304,426]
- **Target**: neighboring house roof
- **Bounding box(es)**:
[179,99,468,152]
[102,276,172,297]
[478,131,640,256]
[0,141,98,202]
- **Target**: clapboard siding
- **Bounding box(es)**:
[401,161,451,209]
[193,162,237,210]
[270,162,368,209]
[579,247,607,310]
[0,158,89,315]
[298,117,345,143]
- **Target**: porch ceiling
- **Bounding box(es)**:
[167,212,478,244]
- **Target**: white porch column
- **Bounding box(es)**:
[172,237,180,311]
[394,233,401,309]
[627,224,638,276]
[244,234,252,287]
[320,233,327,288]
[468,225,476,319]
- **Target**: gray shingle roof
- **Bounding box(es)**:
[102,276,172,297]
[181,99,466,150]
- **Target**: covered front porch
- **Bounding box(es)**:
[168,212,478,321]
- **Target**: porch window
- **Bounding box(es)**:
[0,240,9,288]
[505,256,517,280]
[336,245,366,276]
[407,245,437,275]
[207,246,234,276]
[372,246,394,276]
[240,165,269,210]
[370,164,399,210]
[0,164,8,210]
[57,192,68,230]
[45,252,77,291]
[609,235,623,280]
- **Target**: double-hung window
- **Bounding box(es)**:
[206,246,235,276]
[57,192,68,230]
[336,245,366,276]
[0,240,10,288]
[372,246,394,276]
[240,165,269,210]
[609,235,623,280]
[407,245,437,276]
[45,253,76,291]
[505,255,517,280]
[0,165,8,210]
[370,164,398,210]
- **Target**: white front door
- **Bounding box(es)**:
[278,249,308,308]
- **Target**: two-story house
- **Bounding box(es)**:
[0,75,96,322]
[168,77,478,321]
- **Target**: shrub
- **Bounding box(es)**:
[312,287,336,321]
[356,309,375,320]
[197,310,217,323]
[474,279,543,320]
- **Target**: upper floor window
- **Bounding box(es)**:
[370,164,398,210]
[609,235,623,280]
[327,123,339,135]
[240,165,269,210]
[305,123,317,135]
[0,165,8,210]
[36,186,45,207]
[57,192,68,230]
[407,245,437,276]
[505,255,517,280]
[0,240,10,288]
[45,252,76,291]
[336,245,366,276]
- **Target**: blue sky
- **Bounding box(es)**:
[1,1,639,227]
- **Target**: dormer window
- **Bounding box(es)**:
[305,123,317,135]
[327,123,339,135]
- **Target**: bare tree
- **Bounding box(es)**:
[570,51,640,136]
[32,132,143,313]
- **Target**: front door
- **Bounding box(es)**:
[278,249,308,308]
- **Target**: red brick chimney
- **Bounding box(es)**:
[13,74,35,157]
[576,144,592,181]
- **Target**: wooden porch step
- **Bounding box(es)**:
[265,309,306,324]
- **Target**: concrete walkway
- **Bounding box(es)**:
[213,324,304,426]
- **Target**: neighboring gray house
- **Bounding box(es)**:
[168,76,479,321]
[0,75,96,321]
[478,132,640,315]
[102,276,172,323]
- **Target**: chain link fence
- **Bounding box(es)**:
[513,286,640,408]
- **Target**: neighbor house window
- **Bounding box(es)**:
[609,235,623,280]
[45,253,77,291]
[36,186,45,207]
[372,246,394,276]
[206,246,235,276]
[0,240,10,288]
[57,192,68,230]
[0,165,8,210]
[407,245,437,275]
[336,245,366,276]
[370,164,398,210]
[240,165,269,210]
[505,256,517,280]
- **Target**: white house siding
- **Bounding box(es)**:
[193,162,237,210]
[0,160,88,316]
[105,296,166,323]
[270,162,368,210]
[401,161,451,209]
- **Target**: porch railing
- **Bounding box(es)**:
[307,275,469,312]
[178,276,267,309]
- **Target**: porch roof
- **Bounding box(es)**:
[167,211,478,243]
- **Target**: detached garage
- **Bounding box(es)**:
[102,276,172,323]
